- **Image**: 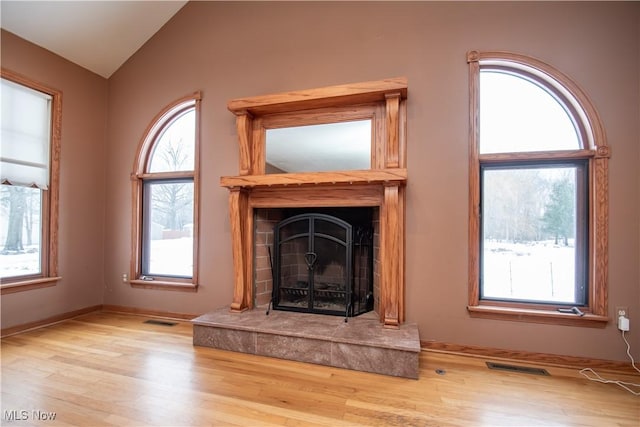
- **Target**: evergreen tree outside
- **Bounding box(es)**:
[542,173,576,246]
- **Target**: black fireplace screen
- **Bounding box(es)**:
[272,212,373,318]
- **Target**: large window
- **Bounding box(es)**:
[131,93,200,290]
[467,51,609,326]
[0,70,61,293]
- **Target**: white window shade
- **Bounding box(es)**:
[1,78,52,189]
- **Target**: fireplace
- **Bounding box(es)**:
[221,77,408,328]
[193,78,419,379]
[271,208,374,318]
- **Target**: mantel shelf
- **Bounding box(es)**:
[227,77,408,116]
[220,169,407,189]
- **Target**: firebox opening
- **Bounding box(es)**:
[254,207,379,318]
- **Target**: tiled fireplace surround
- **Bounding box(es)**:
[192,78,420,378]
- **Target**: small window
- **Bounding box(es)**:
[131,93,201,290]
[467,51,609,326]
[1,71,61,293]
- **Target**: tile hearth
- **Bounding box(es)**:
[192,307,420,379]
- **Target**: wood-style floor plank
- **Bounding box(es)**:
[1,312,638,426]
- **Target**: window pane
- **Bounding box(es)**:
[142,180,193,277]
[481,165,585,304]
[0,185,42,278]
[480,71,581,154]
[148,110,195,173]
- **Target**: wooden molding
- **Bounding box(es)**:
[228,77,408,116]
[132,93,201,176]
[479,149,594,163]
[221,169,407,189]
[467,56,481,307]
[236,112,253,175]
[101,305,198,321]
[1,305,102,338]
[249,185,384,209]
[422,341,639,374]
[384,93,400,168]
[229,188,251,312]
[1,304,199,338]
[1,276,61,295]
[382,184,401,328]
[129,280,198,292]
[592,156,609,317]
[467,305,608,327]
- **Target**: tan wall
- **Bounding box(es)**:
[3,2,638,363]
[0,30,108,327]
[104,1,640,362]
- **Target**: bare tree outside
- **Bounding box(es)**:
[149,139,193,232]
[1,185,42,277]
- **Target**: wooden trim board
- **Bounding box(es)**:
[422,341,638,374]
[1,305,102,338]
[101,305,198,321]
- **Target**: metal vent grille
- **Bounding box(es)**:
[486,362,550,376]
[143,319,177,327]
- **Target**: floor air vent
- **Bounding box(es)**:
[144,319,177,327]
[486,362,549,376]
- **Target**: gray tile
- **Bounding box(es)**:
[334,317,421,351]
[331,343,419,379]
[257,333,331,365]
[193,324,256,354]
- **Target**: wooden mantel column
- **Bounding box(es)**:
[380,183,405,328]
[385,93,401,169]
[228,187,252,312]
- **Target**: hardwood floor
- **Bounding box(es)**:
[1,312,638,426]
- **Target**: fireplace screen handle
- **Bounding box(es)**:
[304,252,317,270]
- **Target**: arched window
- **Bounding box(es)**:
[131,93,201,290]
[467,52,609,326]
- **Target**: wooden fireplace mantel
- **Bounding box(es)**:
[222,78,408,327]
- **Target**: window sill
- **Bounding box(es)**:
[129,279,198,292]
[467,305,609,328]
[1,276,61,295]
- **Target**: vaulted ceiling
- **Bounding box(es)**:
[0,1,188,78]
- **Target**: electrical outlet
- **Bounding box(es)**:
[122,273,128,283]
[617,306,630,331]
[617,306,629,318]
